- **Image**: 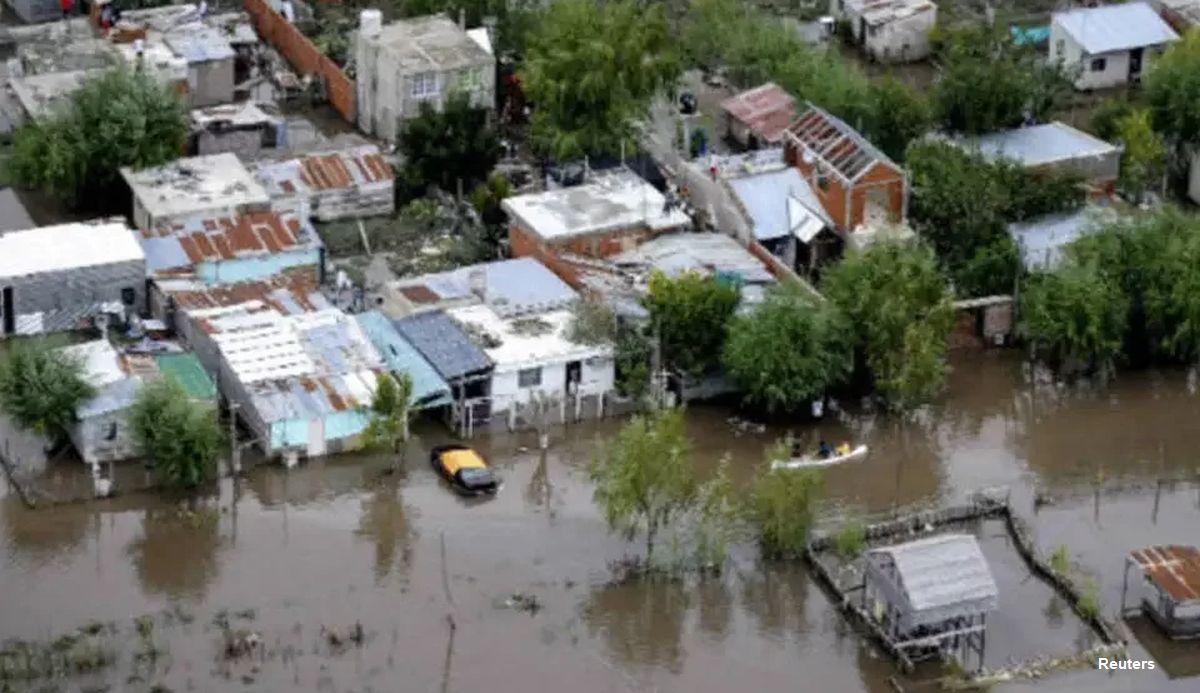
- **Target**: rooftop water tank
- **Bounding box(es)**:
[360,9,384,38]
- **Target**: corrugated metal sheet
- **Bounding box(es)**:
[787,104,897,184]
[256,144,394,194]
[1008,207,1115,270]
[720,83,797,144]
[165,24,236,63]
[728,168,830,241]
[869,534,998,626]
[393,310,492,382]
[611,232,775,285]
[969,122,1119,169]
[1054,3,1177,55]
[162,268,327,314]
[355,311,452,408]
[140,209,317,277]
[1130,545,1200,604]
[0,220,143,279]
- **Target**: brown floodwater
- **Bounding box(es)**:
[2,352,1198,692]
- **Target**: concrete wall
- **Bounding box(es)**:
[862,11,936,63]
[1050,24,1166,90]
[489,354,615,424]
[196,128,268,157]
[1,259,146,338]
[509,222,664,287]
[188,57,236,108]
[70,410,138,466]
[786,148,907,232]
[311,179,395,221]
[5,0,61,24]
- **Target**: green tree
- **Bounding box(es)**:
[1114,108,1166,203]
[1090,97,1135,141]
[400,0,538,55]
[0,341,93,445]
[723,287,852,413]
[865,77,934,162]
[746,441,822,559]
[128,379,224,489]
[397,91,500,200]
[934,24,1072,134]
[7,67,187,208]
[615,323,653,402]
[362,372,414,455]
[644,271,740,376]
[522,0,679,159]
[590,408,698,563]
[1020,261,1128,376]
[1145,30,1200,165]
[822,242,955,410]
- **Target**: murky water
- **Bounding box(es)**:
[2,352,1198,692]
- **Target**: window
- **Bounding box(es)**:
[105,422,118,441]
[460,67,482,91]
[411,72,438,98]
[517,367,542,388]
[1090,57,1107,72]
[121,287,136,306]
[1054,39,1065,57]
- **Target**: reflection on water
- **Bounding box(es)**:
[2,352,1200,692]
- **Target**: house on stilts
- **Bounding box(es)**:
[862,533,999,670]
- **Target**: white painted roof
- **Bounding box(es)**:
[502,170,689,242]
[58,339,127,389]
[0,220,144,279]
[447,305,611,371]
[1054,3,1178,55]
[121,153,270,224]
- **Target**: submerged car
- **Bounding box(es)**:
[430,444,499,496]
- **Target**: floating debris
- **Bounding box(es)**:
[502,593,543,615]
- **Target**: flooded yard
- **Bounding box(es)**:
[2,351,1198,692]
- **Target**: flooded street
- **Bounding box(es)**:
[2,352,1198,692]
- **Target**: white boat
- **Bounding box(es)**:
[771,445,868,470]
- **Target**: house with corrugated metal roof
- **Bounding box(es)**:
[832,0,937,64]
[863,534,998,671]
[783,104,909,241]
[719,83,797,149]
[393,309,494,435]
[382,257,578,318]
[137,209,323,286]
[943,122,1122,193]
[1050,3,1178,90]
[354,310,452,410]
[58,339,216,468]
[1123,544,1200,639]
[254,144,395,221]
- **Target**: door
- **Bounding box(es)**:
[2,287,13,336]
[1130,48,1144,80]
[864,187,891,226]
[566,360,582,395]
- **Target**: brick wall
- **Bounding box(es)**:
[243,0,356,123]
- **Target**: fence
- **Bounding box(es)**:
[242,0,356,123]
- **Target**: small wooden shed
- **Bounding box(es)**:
[1123,545,1200,639]
[863,534,999,670]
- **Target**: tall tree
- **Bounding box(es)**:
[0,342,93,445]
[723,287,853,413]
[1114,108,1166,203]
[644,271,740,376]
[1145,30,1200,166]
[865,77,934,162]
[521,0,679,159]
[362,372,415,455]
[128,379,224,489]
[934,24,1072,134]
[8,67,187,209]
[822,242,955,410]
[590,408,698,563]
[397,91,500,200]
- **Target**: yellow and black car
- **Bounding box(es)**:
[430,444,499,496]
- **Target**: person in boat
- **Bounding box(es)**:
[817,440,833,459]
[836,442,851,456]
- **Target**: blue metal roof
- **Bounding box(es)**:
[1054,3,1177,55]
[399,258,578,317]
[355,311,452,409]
[728,168,831,241]
[393,310,492,382]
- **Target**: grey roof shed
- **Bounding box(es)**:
[393,310,492,382]
[865,533,998,632]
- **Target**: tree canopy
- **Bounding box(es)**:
[590,408,698,563]
[1114,108,1166,203]
[521,0,679,160]
[747,443,822,559]
[362,373,414,454]
[128,379,224,489]
[1145,30,1200,161]
[822,242,954,410]
[7,67,187,208]
[644,270,740,376]
[397,91,500,201]
[0,342,93,444]
[1020,260,1128,377]
[723,287,853,413]
[934,24,1073,134]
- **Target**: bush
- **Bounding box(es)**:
[644,271,740,376]
[128,380,224,489]
[746,443,822,559]
[833,519,867,560]
[0,340,93,443]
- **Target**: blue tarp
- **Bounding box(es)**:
[1011,25,1050,46]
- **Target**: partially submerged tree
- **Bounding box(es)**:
[8,67,187,209]
[1020,261,1128,377]
[128,379,224,489]
[521,0,679,159]
[746,441,822,559]
[397,91,500,201]
[590,408,697,564]
[723,286,853,413]
[614,323,654,403]
[822,242,955,410]
[362,372,415,455]
[644,271,740,376]
[0,341,93,446]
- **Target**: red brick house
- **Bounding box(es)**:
[503,170,690,287]
[783,104,908,234]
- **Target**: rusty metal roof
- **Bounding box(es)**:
[1130,545,1200,603]
[160,268,328,315]
[720,83,797,144]
[255,144,394,197]
[139,209,317,277]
